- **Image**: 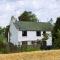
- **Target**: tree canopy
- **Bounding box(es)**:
[52,17,60,48]
[18,11,38,22]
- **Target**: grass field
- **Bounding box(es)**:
[0,50,60,60]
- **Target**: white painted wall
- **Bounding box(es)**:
[18,31,52,46]
[18,31,43,41]
[9,22,18,45]
[46,31,52,46]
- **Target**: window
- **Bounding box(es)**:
[32,41,35,44]
[22,31,27,36]
[22,41,27,45]
[36,31,41,36]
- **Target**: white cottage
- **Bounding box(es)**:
[8,16,53,47]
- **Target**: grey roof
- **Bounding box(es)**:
[14,21,53,31]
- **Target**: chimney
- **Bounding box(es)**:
[11,16,17,23]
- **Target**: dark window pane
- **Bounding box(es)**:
[22,41,27,45]
[22,31,27,36]
[36,31,41,36]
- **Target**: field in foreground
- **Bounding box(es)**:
[0,50,60,60]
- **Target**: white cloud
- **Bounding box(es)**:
[0,0,60,27]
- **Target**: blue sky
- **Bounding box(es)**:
[0,0,60,27]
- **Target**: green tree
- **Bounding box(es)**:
[52,17,60,48]
[0,34,7,47]
[0,27,5,34]
[18,11,38,22]
[42,32,48,41]
[5,25,10,41]
[0,27,6,44]
[41,31,49,49]
[0,27,8,53]
[53,29,60,49]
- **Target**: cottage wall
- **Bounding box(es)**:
[18,31,52,46]
[18,31,43,41]
[9,22,18,45]
[9,18,52,46]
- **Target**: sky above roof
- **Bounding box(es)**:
[0,0,60,27]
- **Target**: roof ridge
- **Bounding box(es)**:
[14,21,53,31]
[18,21,50,23]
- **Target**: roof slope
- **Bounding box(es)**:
[14,21,53,31]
